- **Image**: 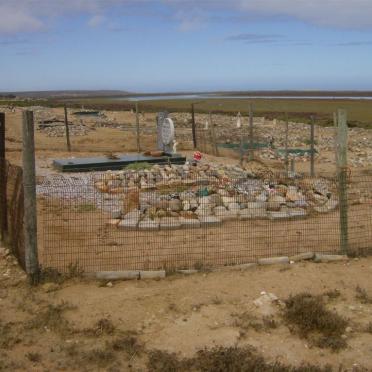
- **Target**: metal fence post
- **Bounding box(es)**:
[310,115,315,177]
[336,109,348,255]
[64,105,71,152]
[135,102,140,153]
[191,104,197,149]
[22,111,39,284]
[0,112,7,241]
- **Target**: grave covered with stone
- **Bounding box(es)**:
[94,162,340,231]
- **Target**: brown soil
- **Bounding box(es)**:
[1,248,372,371]
[3,107,372,273]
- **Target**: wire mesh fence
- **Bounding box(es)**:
[36,164,372,273]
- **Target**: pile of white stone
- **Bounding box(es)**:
[93,163,340,231]
[37,123,91,137]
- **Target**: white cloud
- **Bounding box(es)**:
[0,0,122,34]
[0,4,43,33]
[166,0,372,29]
[88,15,106,27]
[235,0,372,29]
[1,0,372,35]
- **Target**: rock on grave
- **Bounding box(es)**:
[159,217,182,230]
[138,219,160,231]
[179,217,201,229]
[199,216,222,227]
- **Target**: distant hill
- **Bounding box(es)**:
[5,90,132,99]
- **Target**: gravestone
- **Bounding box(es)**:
[157,112,175,153]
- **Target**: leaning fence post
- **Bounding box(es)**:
[22,111,39,284]
[310,115,315,177]
[336,109,348,255]
[249,104,254,161]
[135,102,141,153]
[0,112,7,241]
[64,105,71,152]
[191,103,197,149]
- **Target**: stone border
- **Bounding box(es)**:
[86,253,349,281]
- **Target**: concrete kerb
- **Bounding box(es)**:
[85,253,350,281]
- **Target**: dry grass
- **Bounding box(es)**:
[355,286,372,304]
[283,293,348,351]
[234,312,278,334]
[26,301,75,334]
[147,346,333,372]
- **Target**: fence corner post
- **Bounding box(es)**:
[336,109,349,255]
[0,112,7,241]
[22,111,39,284]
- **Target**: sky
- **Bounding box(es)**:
[1,0,372,92]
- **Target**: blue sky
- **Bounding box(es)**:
[1,0,372,92]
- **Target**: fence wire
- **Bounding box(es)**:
[37,165,372,273]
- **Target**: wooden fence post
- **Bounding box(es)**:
[191,103,197,149]
[336,109,348,255]
[209,112,218,156]
[310,116,315,177]
[0,112,7,241]
[135,102,140,153]
[248,104,254,161]
[22,111,39,284]
[64,105,71,152]
[285,113,289,174]
[333,112,339,171]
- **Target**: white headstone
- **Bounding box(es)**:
[161,118,175,146]
[236,112,242,128]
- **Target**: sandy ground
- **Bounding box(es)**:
[2,107,372,371]
[1,246,372,371]
[3,107,372,273]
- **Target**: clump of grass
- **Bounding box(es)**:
[26,352,42,363]
[38,262,84,284]
[233,312,264,332]
[323,289,341,300]
[125,162,152,171]
[193,261,211,272]
[365,322,372,334]
[233,313,277,334]
[147,350,185,372]
[38,267,63,284]
[83,348,115,368]
[26,301,75,334]
[147,346,333,372]
[211,296,223,305]
[94,318,115,336]
[0,321,21,349]
[108,331,143,356]
[355,286,372,304]
[283,293,348,351]
[76,203,96,213]
[262,315,278,329]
